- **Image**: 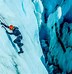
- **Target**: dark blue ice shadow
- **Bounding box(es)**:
[22,1,26,15]
[41,56,49,72]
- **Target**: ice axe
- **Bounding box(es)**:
[1,25,8,32]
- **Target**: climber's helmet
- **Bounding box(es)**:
[9,25,14,30]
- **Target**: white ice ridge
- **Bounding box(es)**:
[57,6,62,19]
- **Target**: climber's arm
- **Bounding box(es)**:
[6,30,13,35]
[1,22,9,28]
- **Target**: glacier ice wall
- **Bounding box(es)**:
[0,0,48,74]
[40,0,72,73]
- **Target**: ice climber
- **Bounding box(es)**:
[0,21,24,54]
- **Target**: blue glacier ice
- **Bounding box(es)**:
[0,0,72,74]
[40,0,72,74]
